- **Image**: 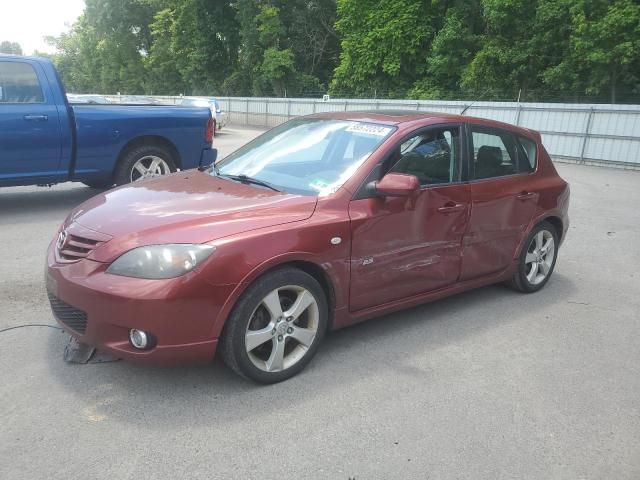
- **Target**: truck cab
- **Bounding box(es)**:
[0,55,215,188]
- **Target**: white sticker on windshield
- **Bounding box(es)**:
[345,123,392,137]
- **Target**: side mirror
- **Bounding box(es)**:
[367,172,420,197]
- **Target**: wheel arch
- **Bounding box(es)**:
[515,214,564,261]
[116,135,182,173]
[212,257,338,339]
[543,215,564,243]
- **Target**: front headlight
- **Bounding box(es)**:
[106,244,215,279]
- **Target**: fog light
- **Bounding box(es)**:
[129,329,149,349]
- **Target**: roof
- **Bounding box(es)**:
[307,109,539,138]
[308,109,461,125]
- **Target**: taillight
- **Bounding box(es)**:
[205,116,214,143]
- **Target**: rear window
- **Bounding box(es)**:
[518,136,537,171]
[0,61,44,103]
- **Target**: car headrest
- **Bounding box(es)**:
[476,146,502,167]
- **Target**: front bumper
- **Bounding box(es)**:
[46,242,235,364]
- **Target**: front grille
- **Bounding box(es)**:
[48,293,88,334]
[57,234,102,263]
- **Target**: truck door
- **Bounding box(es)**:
[0,59,63,183]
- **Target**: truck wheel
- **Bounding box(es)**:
[114,144,176,185]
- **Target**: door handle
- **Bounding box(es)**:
[437,202,466,214]
[23,114,48,122]
[517,191,536,200]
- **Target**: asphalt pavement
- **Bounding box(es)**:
[1,126,638,479]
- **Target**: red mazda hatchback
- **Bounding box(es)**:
[46,111,569,383]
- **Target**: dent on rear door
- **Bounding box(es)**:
[460,177,537,281]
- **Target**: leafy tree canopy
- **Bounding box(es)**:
[45,0,639,103]
[0,41,23,55]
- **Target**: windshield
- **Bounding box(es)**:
[215,118,394,196]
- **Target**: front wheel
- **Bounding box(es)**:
[113,144,176,186]
[220,268,328,383]
[508,221,559,293]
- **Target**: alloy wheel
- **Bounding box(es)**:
[245,285,319,373]
[130,155,171,182]
[525,230,555,285]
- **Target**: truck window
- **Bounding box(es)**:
[0,62,44,103]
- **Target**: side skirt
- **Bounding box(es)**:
[332,262,516,330]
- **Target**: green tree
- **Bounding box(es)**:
[47,16,102,92]
[410,1,482,99]
[331,0,433,97]
[145,8,185,94]
[0,41,23,55]
[461,0,543,99]
[544,0,640,102]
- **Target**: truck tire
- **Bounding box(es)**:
[113,144,177,186]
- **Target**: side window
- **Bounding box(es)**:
[0,61,44,104]
[470,128,520,179]
[518,136,537,172]
[389,126,461,185]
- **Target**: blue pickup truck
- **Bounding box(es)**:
[0,55,215,188]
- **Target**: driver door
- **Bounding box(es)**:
[348,125,471,311]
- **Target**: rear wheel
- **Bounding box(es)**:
[113,144,176,186]
[220,268,328,383]
[508,221,558,293]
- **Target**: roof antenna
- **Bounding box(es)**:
[460,88,493,115]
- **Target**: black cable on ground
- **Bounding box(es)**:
[0,324,63,334]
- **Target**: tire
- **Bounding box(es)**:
[508,221,559,293]
[113,144,176,186]
[220,267,328,384]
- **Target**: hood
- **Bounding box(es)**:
[66,171,317,262]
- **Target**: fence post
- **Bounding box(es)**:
[312,100,316,114]
[580,108,595,164]
[265,98,269,127]
[287,99,292,120]
[344,100,348,111]
[245,98,249,125]
[515,104,522,125]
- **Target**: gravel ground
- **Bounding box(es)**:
[1,126,639,480]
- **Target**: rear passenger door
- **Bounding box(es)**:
[460,125,538,281]
[0,59,63,183]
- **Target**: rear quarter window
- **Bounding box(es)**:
[518,136,537,172]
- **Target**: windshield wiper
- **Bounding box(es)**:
[217,173,282,192]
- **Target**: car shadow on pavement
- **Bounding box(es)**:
[0,185,99,223]
[44,272,577,429]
